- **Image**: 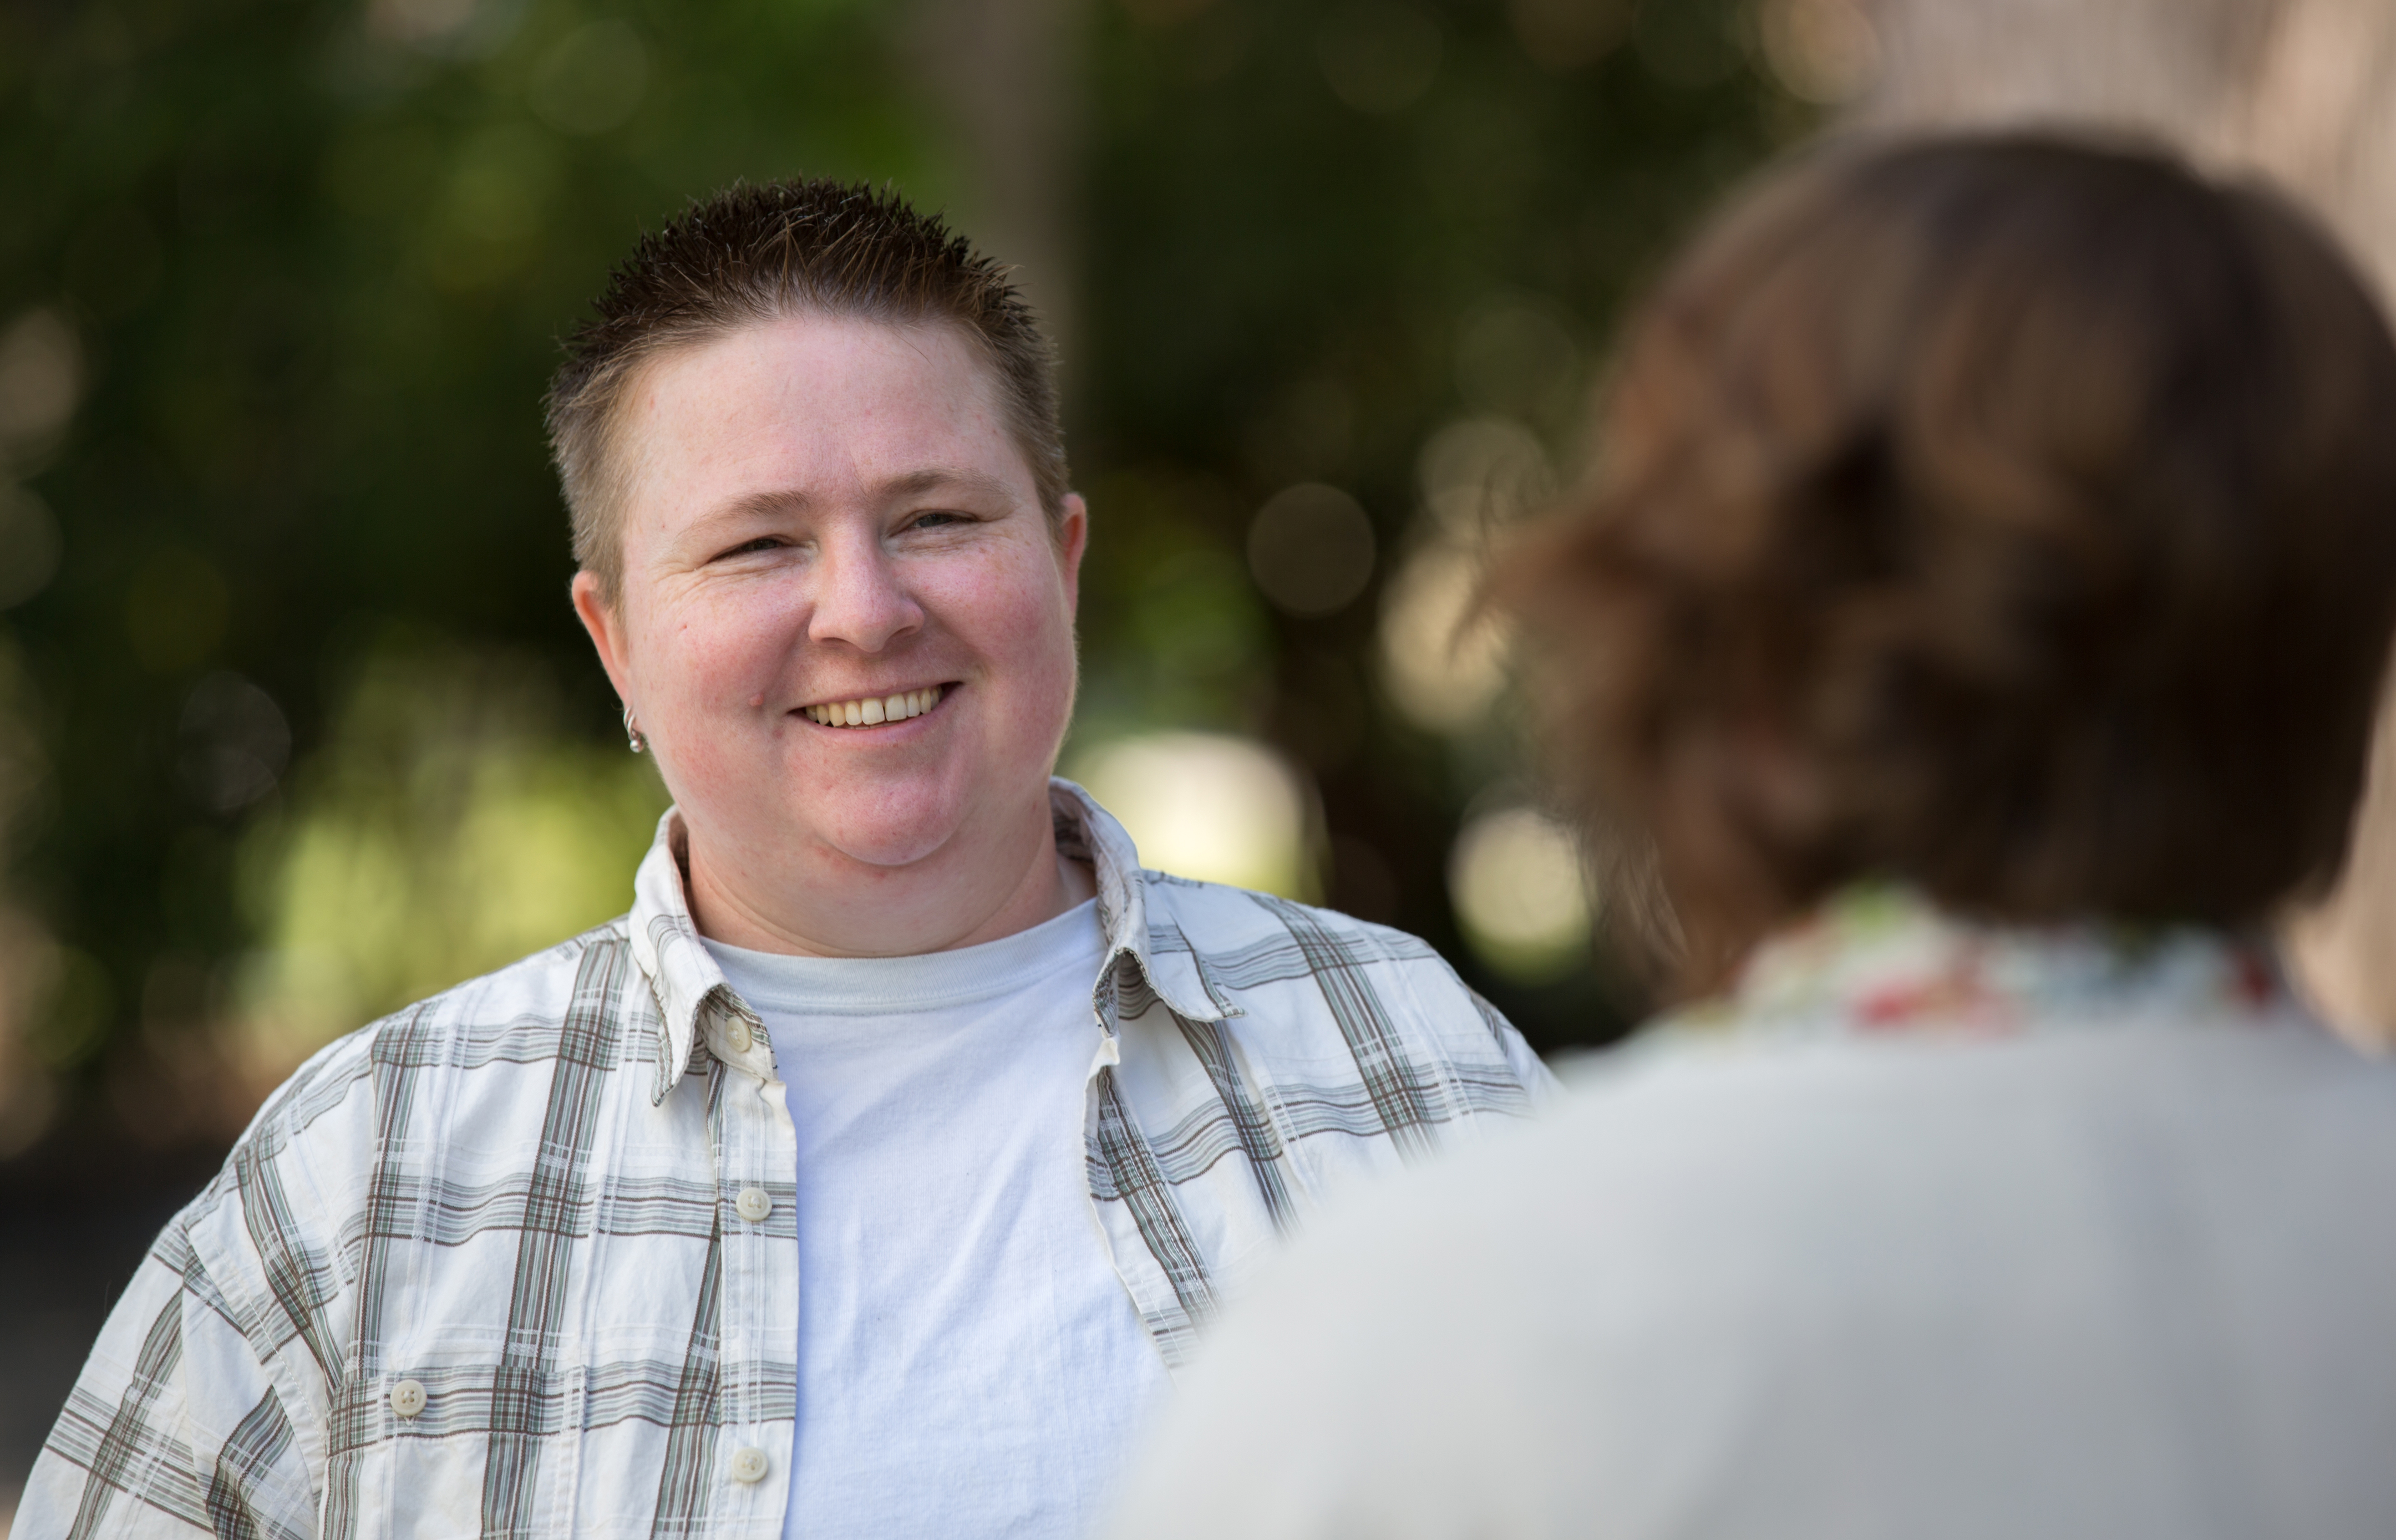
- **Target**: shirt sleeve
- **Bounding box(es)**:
[1465,983,1566,1102]
[14,1223,318,1540]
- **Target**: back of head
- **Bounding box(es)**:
[1499,134,2396,980]
[547,179,1068,604]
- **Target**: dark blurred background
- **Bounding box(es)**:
[0,0,1829,1510]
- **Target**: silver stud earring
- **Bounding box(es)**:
[623,704,647,755]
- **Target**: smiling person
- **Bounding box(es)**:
[16,182,1555,1540]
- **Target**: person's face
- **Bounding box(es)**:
[575,313,1086,884]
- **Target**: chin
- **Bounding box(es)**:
[824,821,957,870]
[798,782,969,870]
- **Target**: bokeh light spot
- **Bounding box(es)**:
[0,310,84,461]
[1069,731,1314,898]
[1378,540,1509,734]
[180,673,292,816]
[0,487,62,610]
[1759,0,1881,104]
[1248,482,1377,617]
[0,904,63,1157]
[532,21,652,135]
[368,0,479,48]
[1418,415,1554,540]
[1507,0,1633,73]
[1449,805,1590,980]
[1318,1,1443,114]
[231,647,668,1079]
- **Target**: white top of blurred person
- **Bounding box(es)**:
[1105,891,2396,1540]
[571,314,1096,959]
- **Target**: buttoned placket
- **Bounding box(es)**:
[703,988,800,1535]
[685,926,1197,1530]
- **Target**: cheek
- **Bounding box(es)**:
[940,559,1076,694]
[636,589,804,714]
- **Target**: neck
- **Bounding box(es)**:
[679,794,1096,958]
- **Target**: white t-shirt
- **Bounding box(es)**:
[705,899,1171,1540]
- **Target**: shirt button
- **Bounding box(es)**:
[735,1187,773,1223]
[391,1379,427,1419]
[723,1018,753,1055]
[729,1446,769,1484]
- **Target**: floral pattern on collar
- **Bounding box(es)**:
[1677,883,2287,1040]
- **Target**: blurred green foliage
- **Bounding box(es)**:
[0,0,938,1136]
[1072,0,1795,1038]
[227,639,669,1082]
[0,0,1797,1150]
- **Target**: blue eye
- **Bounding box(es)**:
[715,537,784,560]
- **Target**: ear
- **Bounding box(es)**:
[1056,492,1089,617]
[571,570,637,705]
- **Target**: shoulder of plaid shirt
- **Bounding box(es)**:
[18,777,1557,1540]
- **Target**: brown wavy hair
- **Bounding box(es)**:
[1495,134,2396,987]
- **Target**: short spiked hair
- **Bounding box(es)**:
[546,179,1069,602]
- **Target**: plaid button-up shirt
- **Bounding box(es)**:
[22,781,1554,1539]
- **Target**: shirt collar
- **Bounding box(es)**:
[1685,882,2290,1040]
[627,777,1230,1102]
[1048,776,1240,1028]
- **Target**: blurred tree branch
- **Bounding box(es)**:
[905,0,1087,369]
[1856,0,2396,294]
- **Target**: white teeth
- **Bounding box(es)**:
[808,685,944,728]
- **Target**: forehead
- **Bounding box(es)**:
[616,313,1032,515]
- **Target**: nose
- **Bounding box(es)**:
[806,527,924,654]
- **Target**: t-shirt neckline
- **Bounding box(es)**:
[700,898,1104,1016]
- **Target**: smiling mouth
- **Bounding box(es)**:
[801,684,947,728]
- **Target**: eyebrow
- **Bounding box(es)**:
[710,466,1021,526]
[880,466,1018,506]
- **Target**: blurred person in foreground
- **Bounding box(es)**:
[1106,133,2396,1540]
[18,181,1554,1540]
